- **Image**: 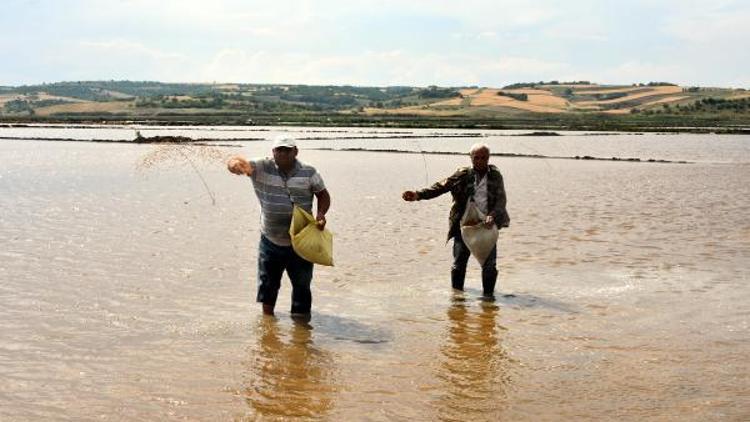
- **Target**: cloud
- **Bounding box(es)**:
[664,8,750,46]
[379,0,561,27]
[194,48,571,87]
[595,61,684,86]
[199,49,418,85]
[542,22,608,42]
[491,56,569,74]
[451,32,498,41]
[3,0,749,87]
[75,0,318,37]
[35,39,190,82]
[78,40,187,61]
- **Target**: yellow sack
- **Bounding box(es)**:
[289,205,334,266]
[460,200,498,265]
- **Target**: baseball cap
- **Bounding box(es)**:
[272,137,297,149]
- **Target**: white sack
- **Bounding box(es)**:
[459,200,499,265]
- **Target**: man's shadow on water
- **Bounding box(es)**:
[462,287,579,314]
[306,313,393,347]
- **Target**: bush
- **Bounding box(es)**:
[418,86,460,99]
[502,80,590,89]
[497,91,528,101]
[594,92,628,101]
[3,99,33,113]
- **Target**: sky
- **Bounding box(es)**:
[2,0,749,88]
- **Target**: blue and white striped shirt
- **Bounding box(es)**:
[250,158,326,246]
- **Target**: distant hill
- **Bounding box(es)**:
[370,81,750,117]
[1,80,749,131]
[0,81,433,114]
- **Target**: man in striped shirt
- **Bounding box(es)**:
[227,137,331,318]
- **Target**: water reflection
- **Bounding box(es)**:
[435,296,512,421]
[244,316,337,419]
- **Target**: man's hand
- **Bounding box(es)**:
[402,191,418,201]
[315,212,327,230]
[227,156,253,176]
[484,214,495,228]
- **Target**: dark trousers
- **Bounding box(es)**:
[451,232,498,296]
[256,235,314,314]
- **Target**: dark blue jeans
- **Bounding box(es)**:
[257,235,314,314]
[451,232,498,296]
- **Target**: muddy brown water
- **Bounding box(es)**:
[1,126,749,420]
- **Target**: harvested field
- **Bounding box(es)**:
[640,96,691,106]
[602,109,632,115]
[458,88,481,96]
[466,89,503,106]
[34,101,135,116]
[428,88,481,107]
[575,86,650,95]
[575,86,683,106]
[431,97,464,106]
[468,89,566,113]
[387,87,567,114]
[570,104,602,111]
[0,93,84,106]
[39,93,86,102]
[0,95,23,105]
[362,106,463,116]
[507,89,569,108]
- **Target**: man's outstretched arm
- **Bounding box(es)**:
[227,156,254,176]
[402,190,419,201]
[402,168,464,202]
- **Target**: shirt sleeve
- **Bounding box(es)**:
[248,158,264,180]
[417,167,464,200]
[310,171,326,193]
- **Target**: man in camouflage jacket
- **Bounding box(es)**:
[402,144,509,297]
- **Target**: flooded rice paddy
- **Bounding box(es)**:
[1,125,749,420]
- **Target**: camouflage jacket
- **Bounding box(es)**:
[416,165,510,240]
